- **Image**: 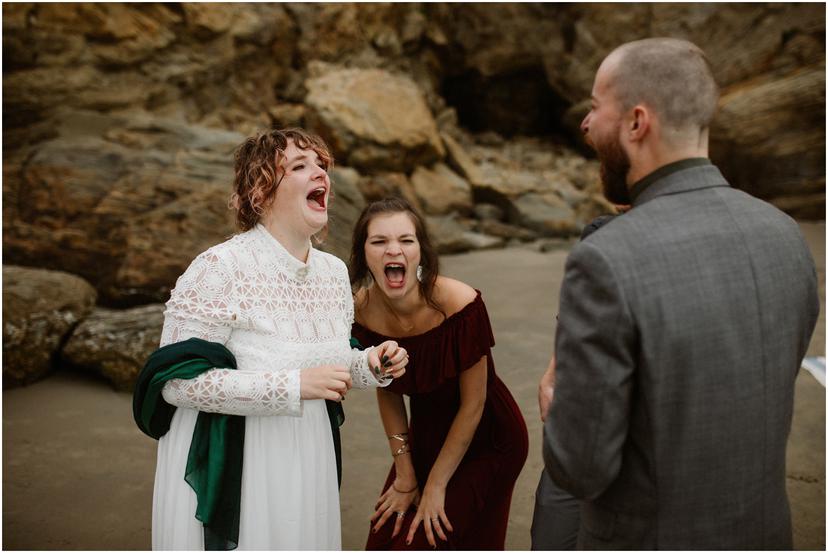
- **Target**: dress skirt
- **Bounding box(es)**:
[152,399,340,550]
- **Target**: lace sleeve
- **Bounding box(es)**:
[159,249,301,417]
[161,369,301,417]
[349,346,393,389]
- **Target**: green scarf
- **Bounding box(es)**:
[133,337,349,550]
[133,338,243,550]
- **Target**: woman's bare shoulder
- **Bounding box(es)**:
[434,276,478,317]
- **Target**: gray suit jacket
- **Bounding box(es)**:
[543,161,819,549]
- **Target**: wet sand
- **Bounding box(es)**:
[3,222,824,550]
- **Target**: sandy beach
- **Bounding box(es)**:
[3,222,824,550]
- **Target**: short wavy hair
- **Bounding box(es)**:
[229,128,334,231]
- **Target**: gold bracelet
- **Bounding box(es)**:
[392,443,410,457]
[392,482,418,493]
[388,432,410,457]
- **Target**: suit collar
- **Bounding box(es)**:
[631,158,730,207]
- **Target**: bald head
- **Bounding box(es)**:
[604,38,719,135]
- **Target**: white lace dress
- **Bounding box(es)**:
[152,224,388,550]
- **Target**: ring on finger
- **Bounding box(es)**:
[396,511,405,519]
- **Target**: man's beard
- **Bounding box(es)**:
[596,132,632,205]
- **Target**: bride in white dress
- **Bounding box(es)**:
[152,128,407,550]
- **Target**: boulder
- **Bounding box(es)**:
[3,266,97,387]
[473,203,505,222]
[440,131,488,187]
[304,66,445,172]
[410,163,473,215]
[541,3,825,104]
[425,215,503,254]
[769,193,826,220]
[710,67,826,211]
[357,172,424,213]
[475,219,538,242]
[319,167,367,262]
[509,193,580,237]
[62,305,165,391]
[3,110,244,305]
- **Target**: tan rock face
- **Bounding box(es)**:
[4,110,243,304]
[320,167,368,263]
[1,3,823,317]
[426,215,504,254]
[3,266,97,387]
[62,305,165,391]
[711,67,826,202]
[305,67,445,171]
[410,163,473,215]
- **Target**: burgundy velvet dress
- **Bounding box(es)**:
[354,291,529,550]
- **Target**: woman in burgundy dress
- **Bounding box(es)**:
[349,197,528,550]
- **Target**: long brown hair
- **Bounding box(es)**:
[349,197,443,315]
[229,128,333,231]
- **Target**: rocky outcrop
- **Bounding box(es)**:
[426,215,504,254]
[711,66,825,205]
[2,3,823,303]
[4,109,242,305]
[305,66,445,172]
[1,3,822,388]
[3,266,97,387]
[410,163,473,215]
[324,167,367,262]
[62,305,165,391]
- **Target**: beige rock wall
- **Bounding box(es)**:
[2,3,823,389]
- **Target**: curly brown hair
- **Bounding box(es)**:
[229,128,334,231]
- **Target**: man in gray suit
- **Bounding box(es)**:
[540,38,820,549]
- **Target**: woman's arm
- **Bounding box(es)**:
[159,250,350,417]
[406,355,488,546]
[370,388,420,539]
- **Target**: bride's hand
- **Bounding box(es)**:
[370,480,420,538]
[369,341,408,379]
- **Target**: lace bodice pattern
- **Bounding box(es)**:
[159,224,388,417]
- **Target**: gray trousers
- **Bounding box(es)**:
[530,469,580,550]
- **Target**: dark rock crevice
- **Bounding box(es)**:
[442,66,570,139]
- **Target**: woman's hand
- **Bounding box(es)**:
[368,341,408,379]
[371,480,421,539]
[405,482,453,547]
[299,364,351,401]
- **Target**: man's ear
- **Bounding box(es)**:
[628,105,650,142]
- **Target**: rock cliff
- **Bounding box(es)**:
[3,3,823,388]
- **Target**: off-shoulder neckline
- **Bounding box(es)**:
[353,289,484,343]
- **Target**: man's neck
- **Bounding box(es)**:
[627,143,709,186]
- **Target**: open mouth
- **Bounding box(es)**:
[384,263,406,288]
[307,186,327,210]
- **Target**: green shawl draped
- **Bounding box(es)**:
[133,337,348,550]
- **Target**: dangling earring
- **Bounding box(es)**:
[416,265,423,282]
